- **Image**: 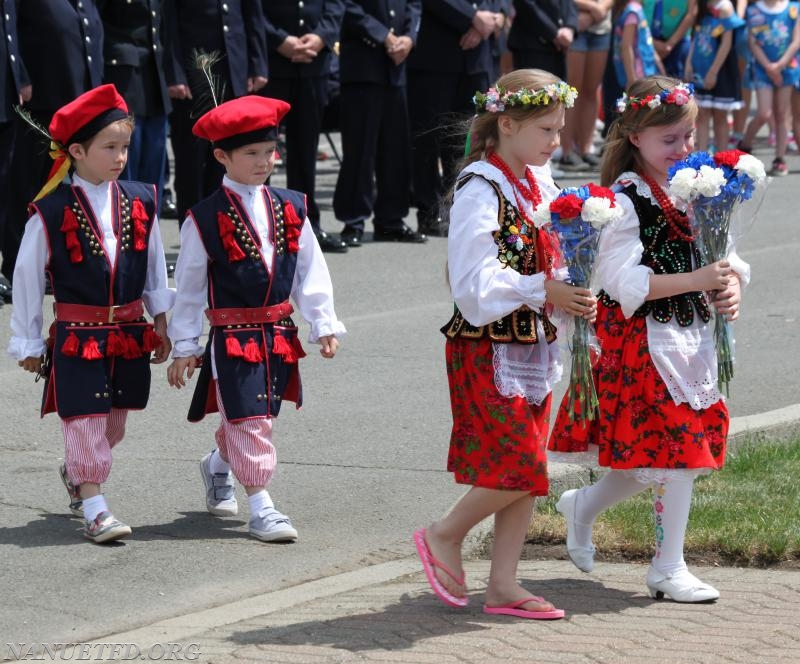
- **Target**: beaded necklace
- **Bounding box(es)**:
[638,172,694,242]
[487,151,554,276]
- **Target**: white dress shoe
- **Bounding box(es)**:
[646,566,720,602]
[555,488,596,573]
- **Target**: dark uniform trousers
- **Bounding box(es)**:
[262,0,344,230]
[4,0,104,282]
[332,0,419,231]
[406,0,496,226]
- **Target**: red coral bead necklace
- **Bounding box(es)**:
[638,171,694,242]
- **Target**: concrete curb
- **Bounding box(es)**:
[90,404,800,648]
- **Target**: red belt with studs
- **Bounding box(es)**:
[205,301,294,326]
[54,300,145,324]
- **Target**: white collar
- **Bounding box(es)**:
[223,175,262,198]
[615,171,687,211]
[71,174,111,196]
[462,160,559,207]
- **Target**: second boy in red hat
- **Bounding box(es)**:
[8,83,174,543]
[167,95,345,543]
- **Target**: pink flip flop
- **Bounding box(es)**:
[483,597,565,620]
[413,528,468,608]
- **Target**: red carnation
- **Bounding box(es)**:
[713,149,746,169]
[587,183,615,203]
[550,193,584,219]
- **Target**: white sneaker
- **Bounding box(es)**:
[555,488,596,573]
[646,565,720,602]
[249,508,298,543]
[199,452,238,516]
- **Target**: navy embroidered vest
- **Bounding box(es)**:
[599,182,711,326]
[187,185,306,422]
[31,181,158,418]
[441,173,557,345]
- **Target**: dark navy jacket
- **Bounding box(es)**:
[186,186,307,422]
[96,0,172,117]
[406,0,497,75]
[339,0,421,87]
[262,0,345,79]
[15,0,104,114]
[31,181,158,419]
[508,0,578,53]
[164,0,268,99]
[0,0,25,123]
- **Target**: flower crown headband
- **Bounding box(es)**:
[615,82,695,113]
[473,82,578,114]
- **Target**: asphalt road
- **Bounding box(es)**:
[0,141,796,644]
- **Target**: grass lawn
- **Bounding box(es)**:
[526,437,800,567]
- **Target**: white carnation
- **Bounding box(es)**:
[736,154,767,182]
[668,168,700,201]
[581,196,624,228]
[532,202,552,228]
[695,165,725,197]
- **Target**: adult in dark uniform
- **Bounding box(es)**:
[97,0,172,206]
[3,0,103,285]
[0,0,27,303]
[163,0,268,221]
[333,0,425,246]
[406,0,503,237]
[508,0,578,79]
[261,0,349,253]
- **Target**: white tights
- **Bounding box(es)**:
[574,470,695,575]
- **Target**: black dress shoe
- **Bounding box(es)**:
[419,218,449,237]
[160,188,179,219]
[167,263,176,277]
[373,223,428,243]
[341,227,363,247]
[0,274,11,303]
[315,229,349,253]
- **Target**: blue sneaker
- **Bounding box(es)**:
[59,464,83,518]
[199,452,238,516]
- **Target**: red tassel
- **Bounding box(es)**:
[242,337,264,363]
[81,336,103,360]
[61,206,79,231]
[291,336,307,360]
[65,231,80,250]
[284,200,302,227]
[61,331,80,356]
[141,325,162,352]
[131,198,149,252]
[217,211,236,236]
[68,242,84,263]
[123,334,142,359]
[271,332,296,363]
[222,233,246,262]
[225,334,244,358]
[106,330,126,357]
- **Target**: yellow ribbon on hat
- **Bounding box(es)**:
[33,141,72,202]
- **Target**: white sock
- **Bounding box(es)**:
[652,479,694,576]
[208,449,231,475]
[574,471,646,549]
[83,494,109,522]
[248,490,274,515]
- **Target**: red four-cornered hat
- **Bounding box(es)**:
[50,84,129,147]
[192,96,291,150]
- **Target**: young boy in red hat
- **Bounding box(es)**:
[8,83,174,543]
[167,95,345,543]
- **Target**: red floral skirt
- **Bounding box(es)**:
[446,338,551,495]
[548,302,728,470]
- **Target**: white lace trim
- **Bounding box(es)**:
[622,467,712,485]
[492,328,563,406]
[646,317,724,410]
[615,171,688,212]
[463,161,560,215]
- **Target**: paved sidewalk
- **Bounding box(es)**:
[102,558,800,663]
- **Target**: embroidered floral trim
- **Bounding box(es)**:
[474,82,578,113]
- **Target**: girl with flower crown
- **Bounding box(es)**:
[548,75,750,603]
[413,69,596,620]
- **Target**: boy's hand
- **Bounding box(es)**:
[18,356,43,374]
[544,280,597,318]
[151,314,172,364]
[319,335,339,359]
[167,356,200,388]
